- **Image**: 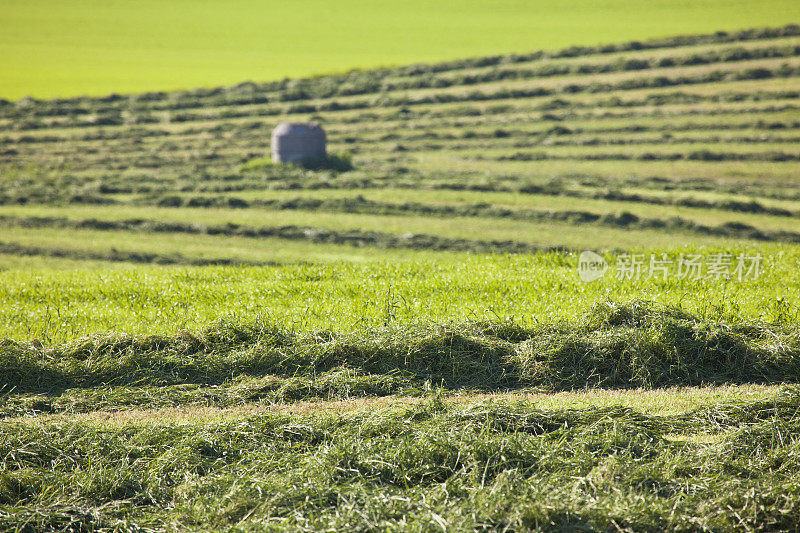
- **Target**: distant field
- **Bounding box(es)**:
[2,0,800,99]
[3,24,800,273]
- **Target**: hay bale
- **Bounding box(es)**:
[271,122,326,163]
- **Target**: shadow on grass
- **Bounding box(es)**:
[2,300,799,396]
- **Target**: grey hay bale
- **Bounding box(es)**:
[271,122,327,163]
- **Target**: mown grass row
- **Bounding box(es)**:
[8,164,800,215]
[146,187,800,219]
[173,61,800,114]
[487,148,800,162]
[7,61,800,131]
[0,369,419,418]
[9,139,798,178]
[379,44,800,91]
[6,109,799,176]
[5,188,800,249]
[3,301,799,395]
[8,123,799,182]
[7,91,800,146]
[7,107,799,153]
[16,45,800,127]
[0,215,563,257]
[2,387,800,531]
[9,113,800,159]
[141,64,800,121]
[0,240,271,267]
[3,24,796,117]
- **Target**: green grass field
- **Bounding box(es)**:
[3,22,800,531]
[2,249,798,344]
[2,0,800,99]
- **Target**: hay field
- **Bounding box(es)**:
[2,25,800,530]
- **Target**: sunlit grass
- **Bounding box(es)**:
[1,246,797,344]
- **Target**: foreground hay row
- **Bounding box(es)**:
[4,301,799,397]
[3,389,800,531]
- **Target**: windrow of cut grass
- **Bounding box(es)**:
[137,196,800,241]
[4,198,800,249]
[0,370,422,419]
[143,186,800,219]
[3,388,800,530]
[8,61,799,134]
[5,202,753,254]
[6,91,799,148]
[375,43,800,92]
[11,163,800,211]
[0,216,559,257]
[0,239,272,267]
[3,301,800,395]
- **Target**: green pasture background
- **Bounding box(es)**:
[2,0,800,100]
